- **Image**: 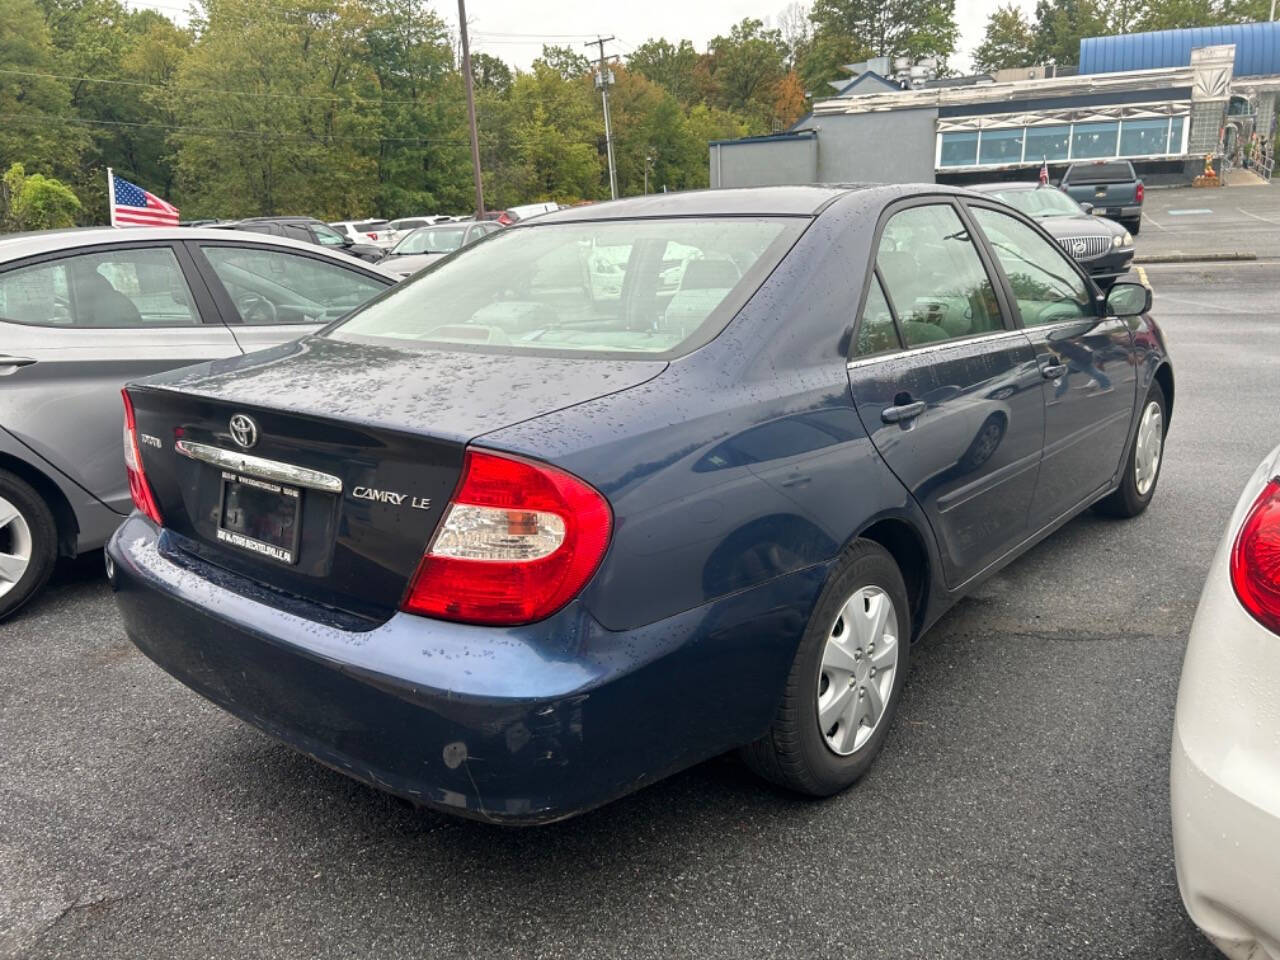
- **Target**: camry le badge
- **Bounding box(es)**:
[229,413,259,450]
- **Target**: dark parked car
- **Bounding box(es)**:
[0,227,395,619]
[216,217,385,263]
[1059,160,1144,234]
[969,182,1134,287]
[107,185,1173,823]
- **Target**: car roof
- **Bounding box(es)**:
[529,184,959,223]
[0,226,400,278]
[966,182,1047,193]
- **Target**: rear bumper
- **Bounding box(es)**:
[107,515,823,824]
[1172,516,1280,958]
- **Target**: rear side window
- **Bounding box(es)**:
[201,245,386,324]
[0,247,198,327]
[854,274,900,358]
[331,218,805,358]
[875,204,1003,348]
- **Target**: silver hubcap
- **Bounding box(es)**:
[1134,400,1163,496]
[817,586,899,756]
[0,495,32,599]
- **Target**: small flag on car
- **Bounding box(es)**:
[1038,157,1050,185]
[108,168,179,227]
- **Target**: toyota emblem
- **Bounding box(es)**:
[229,414,259,449]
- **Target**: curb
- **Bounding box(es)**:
[1134,252,1258,264]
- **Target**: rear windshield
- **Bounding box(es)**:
[392,226,467,254]
[354,220,389,232]
[329,217,805,357]
[1065,162,1135,184]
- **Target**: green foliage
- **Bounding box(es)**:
[707,18,788,129]
[973,4,1037,73]
[627,38,703,106]
[2,162,82,229]
[809,0,959,65]
[538,44,591,82]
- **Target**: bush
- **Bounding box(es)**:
[2,163,82,231]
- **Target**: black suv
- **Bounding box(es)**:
[214,217,384,263]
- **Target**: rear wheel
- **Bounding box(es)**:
[741,539,910,796]
[0,470,57,621]
[1096,381,1166,518]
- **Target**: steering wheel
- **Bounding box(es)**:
[236,294,277,324]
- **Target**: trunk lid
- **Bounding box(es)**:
[128,337,665,621]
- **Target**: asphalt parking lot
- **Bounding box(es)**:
[4,196,1279,959]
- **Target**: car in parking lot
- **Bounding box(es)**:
[330,219,393,249]
[969,182,1135,288]
[217,217,385,263]
[106,184,1172,824]
[1173,442,1280,960]
[1060,160,1144,235]
[0,227,396,619]
[376,221,502,278]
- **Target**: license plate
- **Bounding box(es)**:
[216,471,302,564]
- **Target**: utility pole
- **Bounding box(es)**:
[585,35,619,200]
[457,0,484,219]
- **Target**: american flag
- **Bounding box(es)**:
[109,169,179,227]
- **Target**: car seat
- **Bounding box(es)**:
[73,272,142,326]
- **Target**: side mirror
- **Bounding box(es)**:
[341,236,354,247]
[1078,201,1094,214]
[1105,280,1151,317]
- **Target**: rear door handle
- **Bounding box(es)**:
[881,400,926,424]
[0,356,35,375]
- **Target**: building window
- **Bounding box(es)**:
[939,131,979,167]
[1071,121,1119,159]
[1169,116,1186,153]
[1120,118,1171,157]
[1024,125,1072,163]
[979,127,1024,164]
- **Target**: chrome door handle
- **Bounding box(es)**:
[1041,363,1067,380]
[881,400,926,424]
[0,356,35,375]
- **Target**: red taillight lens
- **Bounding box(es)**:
[1136,181,1145,205]
[497,212,513,225]
[121,389,163,525]
[402,449,612,625]
[1231,478,1280,634]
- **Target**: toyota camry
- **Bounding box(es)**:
[107,185,1173,823]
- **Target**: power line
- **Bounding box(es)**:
[0,67,437,106]
[0,112,471,144]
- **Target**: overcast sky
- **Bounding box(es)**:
[446,0,1040,77]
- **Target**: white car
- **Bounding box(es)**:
[330,219,393,249]
[1172,442,1280,959]
[383,216,453,247]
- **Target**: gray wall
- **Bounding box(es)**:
[710,136,817,188]
[710,107,939,188]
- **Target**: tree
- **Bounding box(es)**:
[972,4,1036,73]
[798,29,860,98]
[627,38,702,106]
[773,70,808,127]
[2,163,82,229]
[1134,0,1218,31]
[1031,0,1110,65]
[538,43,591,82]
[707,18,788,130]
[470,51,512,95]
[777,2,812,70]
[809,0,959,67]
[0,0,87,180]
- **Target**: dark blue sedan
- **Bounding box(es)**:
[107,185,1173,823]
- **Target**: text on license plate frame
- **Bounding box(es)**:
[215,470,302,565]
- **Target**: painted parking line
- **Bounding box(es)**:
[1141,212,1167,231]
[1236,207,1280,225]
[1167,208,1214,216]
[1136,265,1150,288]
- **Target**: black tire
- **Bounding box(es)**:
[741,539,911,796]
[1127,217,1142,236]
[1095,381,1167,519]
[0,469,58,621]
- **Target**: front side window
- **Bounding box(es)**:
[331,218,804,357]
[310,223,348,247]
[971,208,1092,326]
[201,245,385,324]
[875,204,1003,347]
[0,247,198,327]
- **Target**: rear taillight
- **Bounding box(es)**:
[121,389,163,525]
[497,212,513,226]
[1135,181,1144,204]
[1231,478,1280,634]
[366,232,378,241]
[402,449,612,625]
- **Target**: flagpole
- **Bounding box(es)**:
[107,167,116,228]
